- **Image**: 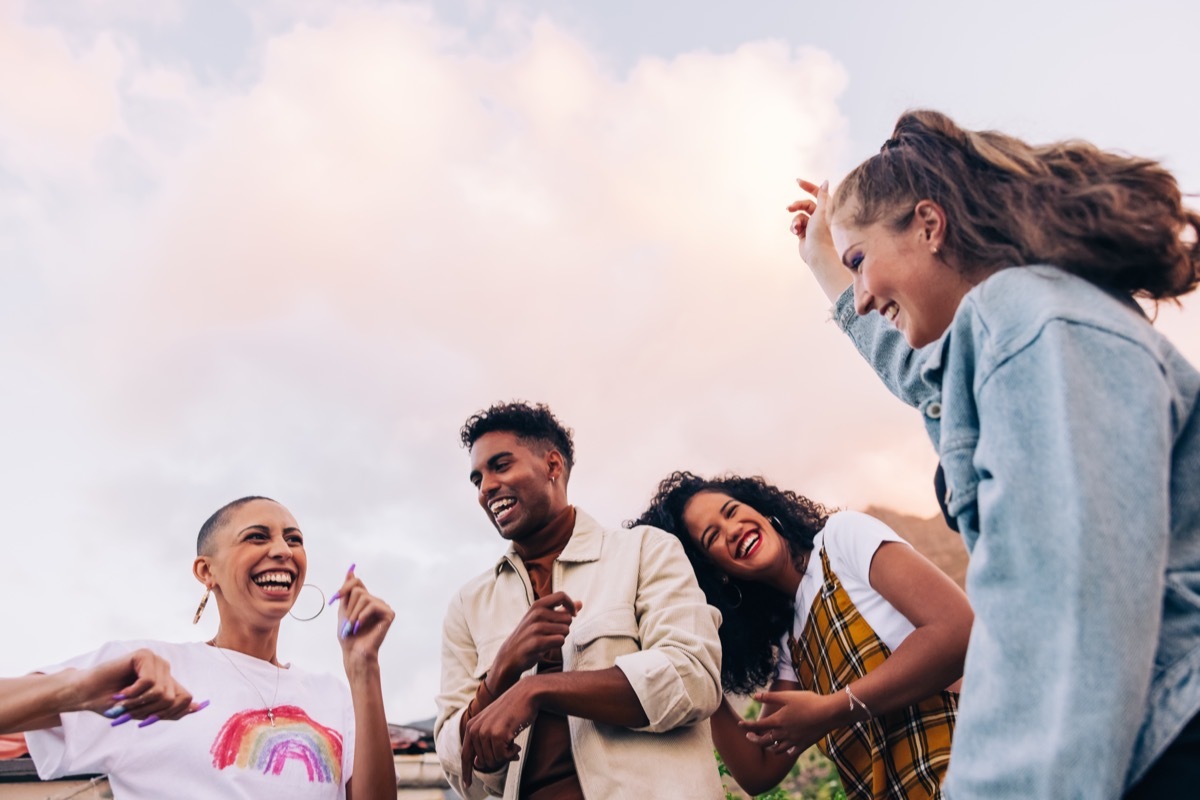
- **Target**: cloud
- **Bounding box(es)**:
[18,0,1196,725]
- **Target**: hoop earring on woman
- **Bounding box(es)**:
[721,576,743,609]
[192,588,211,625]
[288,583,326,622]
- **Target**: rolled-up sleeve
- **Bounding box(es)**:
[616,530,722,732]
[433,592,508,800]
[944,322,1171,798]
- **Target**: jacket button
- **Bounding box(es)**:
[926,401,942,419]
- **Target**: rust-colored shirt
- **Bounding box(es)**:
[517,505,583,800]
[460,506,582,800]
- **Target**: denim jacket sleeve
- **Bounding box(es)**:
[833,285,941,414]
[943,319,1171,799]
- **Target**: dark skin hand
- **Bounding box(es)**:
[485,591,582,697]
[460,667,648,788]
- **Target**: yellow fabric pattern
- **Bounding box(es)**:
[788,548,957,800]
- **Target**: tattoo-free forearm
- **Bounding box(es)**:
[345,657,395,800]
[525,667,649,728]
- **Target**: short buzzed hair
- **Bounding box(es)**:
[460,401,575,475]
[197,496,275,555]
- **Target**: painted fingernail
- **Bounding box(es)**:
[340,620,353,639]
[110,713,133,726]
[137,715,160,728]
[112,694,126,701]
[194,700,211,712]
[353,619,361,635]
[328,591,341,606]
[347,563,356,574]
[103,705,127,719]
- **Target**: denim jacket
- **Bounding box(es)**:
[833,265,1200,799]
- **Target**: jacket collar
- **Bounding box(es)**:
[493,507,605,574]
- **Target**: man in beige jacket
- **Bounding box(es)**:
[434,401,725,799]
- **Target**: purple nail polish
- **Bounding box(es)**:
[137,715,160,728]
[328,591,341,606]
[111,713,133,726]
[103,705,127,719]
[353,619,361,635]
[194,700,211,712]
[112,694,126,701]
[340,620,352,639]
[348,563,356,574]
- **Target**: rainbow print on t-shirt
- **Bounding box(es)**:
[210,705,343,784]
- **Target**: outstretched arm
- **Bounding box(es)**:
[790,178,851,304]
[1,650,202,734]
[334,567,397,800]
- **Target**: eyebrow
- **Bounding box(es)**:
[237,524,303,536]
[468,450,514,484]
[700,499,738,548]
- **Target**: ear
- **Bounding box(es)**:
[913,199,947,251]
[545,448,566,484]
[193,556,214,588]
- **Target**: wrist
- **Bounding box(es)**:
[343,652,381,681]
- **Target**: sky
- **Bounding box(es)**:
[2,0,1198,723]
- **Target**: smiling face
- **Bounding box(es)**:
[194,498,306,627]
[831,199,976,348]
[469,430,567,542]
[681,491,795,587]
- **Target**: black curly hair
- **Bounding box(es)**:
[627,471,831,694]
[460,401,576,477]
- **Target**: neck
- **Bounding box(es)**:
[513,503,575,561]
[767,550,811,597]
[210,621,282,665]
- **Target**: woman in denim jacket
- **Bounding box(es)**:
[790,109,1200,799]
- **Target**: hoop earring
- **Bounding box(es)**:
[192,588,211,625]
[288,583,326,622]
[721,577,743,609]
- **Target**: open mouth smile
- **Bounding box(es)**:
[735,531,762,560]
[252,570,295,595]
[489,497,518,525]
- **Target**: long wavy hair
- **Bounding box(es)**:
[832,109,1200,300]
[628,471,831,694]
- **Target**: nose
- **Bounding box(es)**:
[267,533,291,560]
[853,272,874,316]
[478,471,500,502]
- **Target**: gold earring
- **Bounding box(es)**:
[192,588,211,625]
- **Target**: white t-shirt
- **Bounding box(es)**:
[25,640,355,800]
[776,511,914,682]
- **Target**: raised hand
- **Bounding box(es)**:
[485,591,581,697]
[330,564,395,663]
[788,178,851,303]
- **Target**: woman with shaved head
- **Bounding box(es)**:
[0,496,397,800]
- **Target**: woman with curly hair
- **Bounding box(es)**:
[791,109,1200,798]
[630,471,972,800]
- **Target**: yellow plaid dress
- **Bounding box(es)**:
[787,548,958,800]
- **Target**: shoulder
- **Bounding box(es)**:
[819,512,907,575]
[960,266,1159,363]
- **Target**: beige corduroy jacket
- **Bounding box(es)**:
[434,508,725,799]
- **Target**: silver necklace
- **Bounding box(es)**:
[209,640,282,726]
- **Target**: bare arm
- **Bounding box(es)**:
[1,650,203,735]
[744,543,972,751]
[458,666,648,787]
[336,569,397,800]
[790,178,851,304]
[711,686,800,796]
